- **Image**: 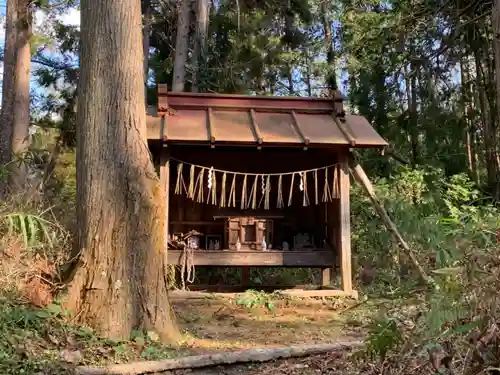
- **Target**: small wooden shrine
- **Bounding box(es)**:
[146,84,388,297]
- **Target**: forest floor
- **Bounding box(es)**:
[172,291,369,352]
[1,291,378,374]
[166,291,372,375]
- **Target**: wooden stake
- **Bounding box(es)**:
[347,153,434,287]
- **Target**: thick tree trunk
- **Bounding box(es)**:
[10,0,32,190]
[0,0,19,195]
[191,0,209,92]
[172,0,190,92]
[66,0,180,342]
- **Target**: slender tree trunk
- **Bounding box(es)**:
[491,0,500,198]
[321,0,336,90]
[0,0,18,195]
[191,0,209,92]
[10,0,32,190]
[66,0,180,342]
[475,44,500,198]
[172,0,190,92]
[404,61,419,169]
[461,57,476,182]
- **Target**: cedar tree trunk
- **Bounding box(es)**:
[0,0,18,195]
[191,0,209,92]
[66,0,180,342]
[172,0,190,92]
[10,0,32,190]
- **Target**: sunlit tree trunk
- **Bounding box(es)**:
[192,0,209,92]
[66,0,180,342]
[0,0,32,193]
[0,0,18,195]
[10,0,32,190]
[172,0,190,92]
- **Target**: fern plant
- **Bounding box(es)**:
[0,212,56,249]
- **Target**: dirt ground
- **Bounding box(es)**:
[165,292,372,374]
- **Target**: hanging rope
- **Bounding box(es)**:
[179,244,195,290]
[169,156,339,176]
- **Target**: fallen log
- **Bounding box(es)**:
[76,340,363,375]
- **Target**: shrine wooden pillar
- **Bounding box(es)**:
[337,151,352,294]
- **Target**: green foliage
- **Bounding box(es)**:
[1,212,55,249]
[364,315,402,360]
[235,290,280,312]
[0,298,177,374]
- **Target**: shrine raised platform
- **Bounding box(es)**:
[167,249,334,267]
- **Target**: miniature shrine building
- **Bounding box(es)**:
[146,84,388,297]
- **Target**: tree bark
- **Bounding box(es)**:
[475,45,500,199]
[490,0,500,199]
[172,0,191,92]
[191,0,209,92]
[321,0,336,90]
[10,0,32,190]
[0,0,18,195]
[66,0,180,342]
[142,0,151,104]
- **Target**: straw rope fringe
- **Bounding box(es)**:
[170,158,343,208]
[220,172,227,207]
[277,175,284,208]
[228,174,236,207]
[175,163,185,195]
[241,175,248,209]
[188,165,195,199]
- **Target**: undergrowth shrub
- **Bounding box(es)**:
[0,195,70,306]
[351,164,500,374]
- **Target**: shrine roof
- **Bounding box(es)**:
[146,85,388,148]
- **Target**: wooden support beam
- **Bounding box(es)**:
[321,268,331,287]
[249,109,264,146]
[290,110,310,149]
[207,108,216,148]
[337,152,352,294]
[347,153,434,286]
